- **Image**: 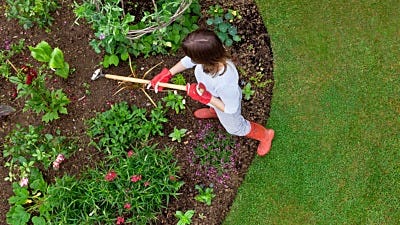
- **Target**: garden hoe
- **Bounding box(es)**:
[91,68,187,92]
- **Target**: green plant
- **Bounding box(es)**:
[194,184,216,206]
[242,83,255,100]
[171,73,187,85]
[175,210,195,225]
[74,0,134,68]
[28,41,71,78]
[169,127,188,143]
[206,5,242,46]
[0,39,25,80]
[2,124,74,182]
[6,168,52,225]
[74,0,201,66]
[5,0,59,29]
[162,91,186,114]
[47,145,183,224]
[9,66,70,122]
[249,71,273,88]
[87,102,168,154]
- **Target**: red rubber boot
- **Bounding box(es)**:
[193,107,218,119]
[246,122,275,156]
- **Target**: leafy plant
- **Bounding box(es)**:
[5,0,59,29]
[2,124,74,182]
[6,168,51,225]
[171,73,187,85]
[162,91,186,114]
[87,102,168,154]
[9,65,70,122]
[242,83,255,100]
[0,39,25,80]
[194,184,216,206]
[74,0,201,66]
[169,127,188,143]
[175,210,195,225]
[206,5,242,46]
[47,145,183,224]
[29,41,71,78]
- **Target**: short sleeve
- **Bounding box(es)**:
[180,56,196,69]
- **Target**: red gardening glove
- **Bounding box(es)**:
[186,83,212,104]
[149,68,172,92]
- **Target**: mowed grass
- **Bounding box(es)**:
[224,0,400,224]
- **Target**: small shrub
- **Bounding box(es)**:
[9,65,70,122]
[3,124,75,182]
[206,5,242,46]
[5,0,59,29]
[87,102,168,154]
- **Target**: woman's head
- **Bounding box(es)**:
[182,29,228,75]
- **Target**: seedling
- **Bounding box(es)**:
[169,127,187,143]
[242,83,255,100]
[162,91,186,114]
[194,184,216,206]
[175,210,195,225]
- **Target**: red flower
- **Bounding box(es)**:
[144,181,150,187]
[26,75,33,85]
[124,203,131,210]
[130,174,142,183]
[105,170,117,181]
[127,150,134,157]
[116,216,124,224]
[169,175,176,181]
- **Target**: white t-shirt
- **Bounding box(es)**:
[180,56,241,114]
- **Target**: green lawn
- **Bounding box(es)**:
[224,0,400,224]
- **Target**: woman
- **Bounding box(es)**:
[149,29,274,156]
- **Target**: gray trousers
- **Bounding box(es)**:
[214,103,251,136]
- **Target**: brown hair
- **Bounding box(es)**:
[182,29,228,75]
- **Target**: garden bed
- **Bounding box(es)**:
[0,0,273,224]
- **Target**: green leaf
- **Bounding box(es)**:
[55,62,70,79]
[32,216,46,225]
[49,48,65,69]
[103,54,119,68]
[29,41,52,63]
[218,23,229,33]
[9,183,29,205]
[6,205,30,225]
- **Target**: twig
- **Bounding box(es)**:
[6,59,18,73]
[141,89,157,107]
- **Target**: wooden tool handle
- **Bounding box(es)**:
[104,74,187,91]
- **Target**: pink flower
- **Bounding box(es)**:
[127,150,134,157]
[144,181,150,187]
[53,161,60,170]
[55,154,65,163]
[124,203,131,210]
[116,216,124,224]
[105,170,117,181]
[19,177,28,187]
[169,175,176,181]
[130,174,142,183]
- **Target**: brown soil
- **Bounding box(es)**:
[0,0,274,224]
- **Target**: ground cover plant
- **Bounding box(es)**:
[0,0,274,224]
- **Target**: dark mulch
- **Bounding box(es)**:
[0,0,273,224]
